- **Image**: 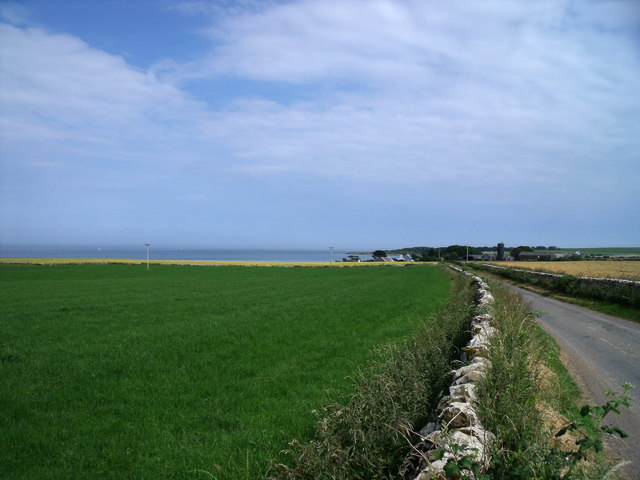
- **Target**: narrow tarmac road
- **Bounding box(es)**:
[508,285,640,479]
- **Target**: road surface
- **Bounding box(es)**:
[508,285,640,479]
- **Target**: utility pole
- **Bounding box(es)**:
[329,246,334,266]
[144,243,150,270]
[466,245,469,261]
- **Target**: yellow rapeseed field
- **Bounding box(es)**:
[0,258,432,267]
[485,261,640,281]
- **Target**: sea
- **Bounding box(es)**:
[0,245,372,263]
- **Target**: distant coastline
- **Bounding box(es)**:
[0,245,372,263]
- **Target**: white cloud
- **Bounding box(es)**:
[0,22,208,171]
[191,0,566,85]
[4,1,639,191]
[1,1,639,246]
[178,0,640,187]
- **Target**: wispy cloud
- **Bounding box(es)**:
[0,22,212,177]
[162,0,640,188]
[0,1,31,26]
[1,0,639,247]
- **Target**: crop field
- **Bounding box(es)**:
[485,261,640,281]
[0,258,429,267]
[0,264,451,479]
[554,247,640,257]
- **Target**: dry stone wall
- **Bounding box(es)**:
[410,266,496,480]
[479,263,640,287]
[475,263,640,308]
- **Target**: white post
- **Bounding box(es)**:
[329,246,334,265]
[145,243,150,270]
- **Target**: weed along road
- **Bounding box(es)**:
[509,285,640,479]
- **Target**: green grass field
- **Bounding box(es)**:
[0,264,451,479]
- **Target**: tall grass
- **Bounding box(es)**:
[475,282,548,476]
[272,273,476,479]
[476,281,621,479]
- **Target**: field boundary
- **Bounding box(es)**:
[407,265,497,479]
[470,263,640,309]
[478,263,640,286]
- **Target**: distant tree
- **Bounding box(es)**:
[446,245,464,257]
[442,251,459,261]
[372,250,387,258]
[415,248,439,261]
[444,245,481,259]
[511,246,533,259]
[535,246,547,250]
[548,246,559,250]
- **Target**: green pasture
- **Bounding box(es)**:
[0,264,451,479]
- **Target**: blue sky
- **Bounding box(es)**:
[1,0,639,250]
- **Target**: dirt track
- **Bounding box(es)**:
[508,285,640,479]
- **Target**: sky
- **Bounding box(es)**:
[1,0,639,250]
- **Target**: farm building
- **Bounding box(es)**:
[372,254,415,262]
[518,251,570,261]
[466,253,500,261]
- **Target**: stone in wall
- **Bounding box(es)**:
[410,266,497,480]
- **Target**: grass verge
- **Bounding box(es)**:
[469,263,640,311]
[547,295,640,324]
[476,280,625,479]
[465,264,640,324]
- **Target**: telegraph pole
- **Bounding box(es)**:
[144,243,150,270]
[329,246,334,265]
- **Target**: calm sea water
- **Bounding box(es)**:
[0,245,371,262]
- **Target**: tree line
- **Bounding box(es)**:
[384,245,562,261]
